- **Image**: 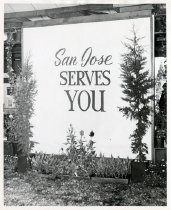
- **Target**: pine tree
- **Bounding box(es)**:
[119,26,154,161]
[155,63,166,104]
[155,60,167,147]
[8,58,37,172]
[4,29,37,172]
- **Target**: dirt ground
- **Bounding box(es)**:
[4,170,167,206]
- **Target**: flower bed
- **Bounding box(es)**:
[91,156,131,179]
[144,160,166,187]
[30,152,131,181]
[29,125,131,181]
[4,155,18,171]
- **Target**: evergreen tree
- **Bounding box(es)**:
[155,62,166,104]
[119,26,154,161]
[8,58,37,172]
[154,61,167,148]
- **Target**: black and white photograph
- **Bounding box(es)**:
[2,2,167,206]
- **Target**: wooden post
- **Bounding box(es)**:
[150,14,155,163]
[17,156,28,173]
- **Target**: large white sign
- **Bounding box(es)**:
[23,17,151,158]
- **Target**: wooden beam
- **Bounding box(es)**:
[23,10,152,28]
[5,18,22,23]
[4,22,22,30]
[16,17,30,22]
[5,17,30,23]
[46,11,89,19]
[113,4,134,8]
[120,4,153,13]
[5,4,113,19]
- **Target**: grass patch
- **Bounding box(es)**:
[4,170,166,206]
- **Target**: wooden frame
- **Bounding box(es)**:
[4,4,153,23]
[5,4,114,20]
[21,8,155,161]
[22,10,152,28]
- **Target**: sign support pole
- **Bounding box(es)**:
[150,14,155,163]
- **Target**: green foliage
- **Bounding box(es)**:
[5,28,19,73]
[92,156,131,178]
[31,153,52,174]
[154,60,167,147]
[7,59,37,156]
[155,63,166,104]
[65,124,97,176]
[31,153,70,177]
[144,160,166,187]
[153,4,166,15]
[31,152,131,179]
[4,155,18,171]
[119,26,154,161]
[31,125,131,179]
